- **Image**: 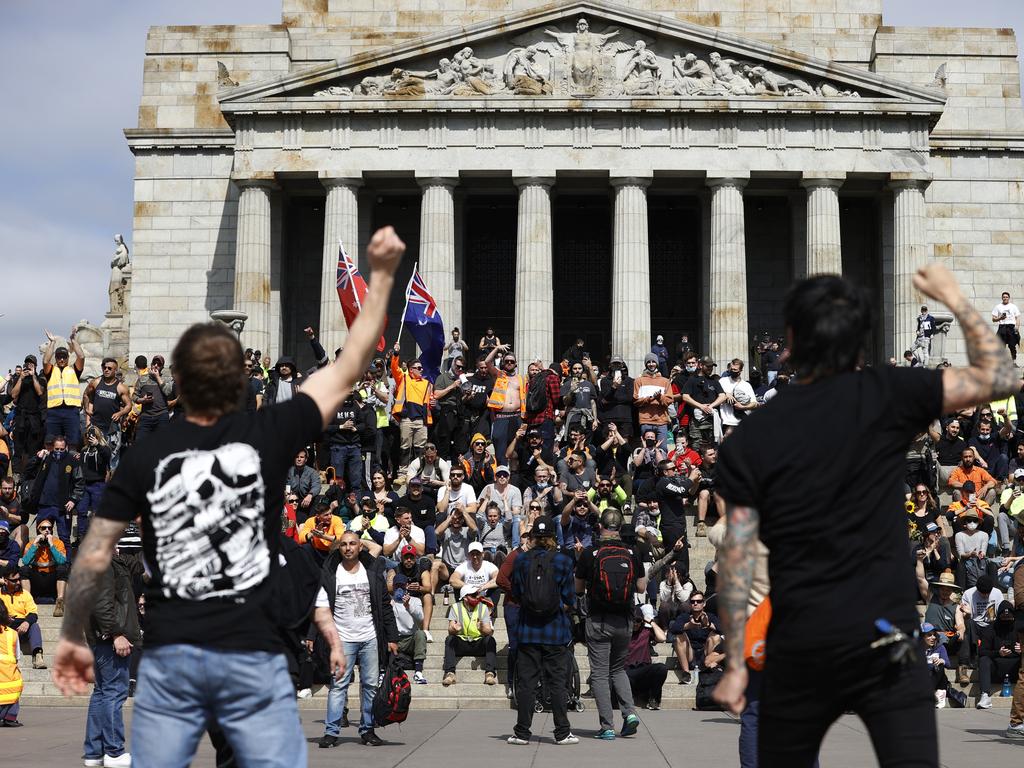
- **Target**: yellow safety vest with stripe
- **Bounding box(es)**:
[47,364,82,408]
[486,373,526,415]
[0,627,23,706]
[452,601,486,640]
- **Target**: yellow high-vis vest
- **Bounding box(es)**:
[0,627,22,706]
[47,365,82,408]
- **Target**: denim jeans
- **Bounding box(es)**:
[37,505,71,547]
[330,444,363,496]
[84,641,130,759]
[325,638,379,736]
[132,644,305,768]
[639,423,669,451]
[76,481,106,542]
[136,412,169,439]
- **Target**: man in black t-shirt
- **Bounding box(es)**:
[932,418,965,490]
[51,226,405,768]
[681,357,726,450]
[712,266,1018,767]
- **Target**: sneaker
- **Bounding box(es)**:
[977,693,993,709]
[413,671,428,684]
[425,629,434,643]
[83,759,104,767]
[1,719,23,727]
[318,735,339,749]
[127,679,136,698]
[1006,723,1024,739]
[507,735,530,745]
[695,521,707,537]
[32,650,47,670]
[484,672,497,685]
[621,713,640,737]
[595,729,616,740]
[53,597,65,618]
[646,700,661,711]
[934,689,946,709]
[555,733,579,745]
[103,755,132,768]
[361,730,384,747]
[442,672,457,686]
[678,671,692,685]
[296,688,312,699]
[957,665,971,685]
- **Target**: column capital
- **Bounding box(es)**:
[318,172,363,189]
[513,174,556,188]
[800,172,846,190]
[231,172,277,190]
[888,172,932,191]
[609,172,653,188]
[706,173,749,190]
[415,173,459,189]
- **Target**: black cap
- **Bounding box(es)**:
[529,516,555,537]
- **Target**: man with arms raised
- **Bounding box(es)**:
[50,227,405,767]
[713,264,1018,767]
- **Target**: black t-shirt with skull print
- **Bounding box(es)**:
[97,393,323,651]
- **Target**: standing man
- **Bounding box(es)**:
[25,435,83,551]
[390,347,433,481]
[485,344,527,464]
[132,355,175,437]
[50,227,404,767]
[575,509,646,740]
[9,355,46,475]
[681,356,727,450]
[633,354,673,450]
[508,515,578,746]
[713,265,1018,766]
[915,305,937,366]
[316,531,398,749]
[83,549,141,768]
[42,329,86,449]
[992,291,1021,363]
[83,358,132,468]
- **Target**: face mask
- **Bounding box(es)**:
[645,439,656,448]
[966,521,978,531]
[729,371,740,379]
[978,434,992,442]
[536,481,548,489]
[52,449,65,459]
[685,365,697,373]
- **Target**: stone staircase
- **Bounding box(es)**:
[15,514,1013,711]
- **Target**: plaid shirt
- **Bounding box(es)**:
[526,370,563,426]
[511,548,576,645]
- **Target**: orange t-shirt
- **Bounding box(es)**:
[948,465,994,490]
[743,596,772,672]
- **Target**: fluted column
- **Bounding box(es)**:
[417,175,458,337]
[514,175,555,364]
[611,174,652,373]
[891,175,930,353]
[707,175,749,368]
[801,173,845,276]
[233,174,275,355]
[318,174,362,354]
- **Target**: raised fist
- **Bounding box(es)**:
[366,226,405,276]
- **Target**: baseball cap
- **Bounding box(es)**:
[610,354,625,365]
[495,465,510,476]
[924,522,939,533]
[700,355,716,366]
[400,544,418,557]
[459,584,480,600]
[529,516,555,537]
[527,428,541,438]
[392,573,409,588]
[1014,468,1024,480]
[920,622,936,634]
[408,476,423,486]
[467,541,484,554]
[0,521,9,532]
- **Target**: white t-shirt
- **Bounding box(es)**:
[992,302,1021,325]
[960,586,1004,628]
[383,523,425,550]
[316,563,375,642]
[480,483,523,519]
[719,377,755,427]
[437,483,477,515]
[453,559,499,591]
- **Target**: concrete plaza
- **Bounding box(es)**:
[3,705,1021,767]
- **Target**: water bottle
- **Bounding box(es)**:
[1002,675,1012,697]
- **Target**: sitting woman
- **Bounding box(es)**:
[370,470,401,525]
[976,601,1021,710]
[624,604,669,710]
[921,622,951,708]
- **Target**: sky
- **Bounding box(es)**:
[1,1,1022,372]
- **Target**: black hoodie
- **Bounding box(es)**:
[263,356,303,406]
[979,600,1020,659]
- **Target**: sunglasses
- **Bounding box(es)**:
[915,490,929,495]
[38,526,53,532]
[473,441,485,446]
[529,505,542,510]
[410,365,423,370]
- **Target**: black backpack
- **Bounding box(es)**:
[521,549,561,616]
[525,373,549,413]
[694,668,725,711]
[591,543,635,607]
[372,653,412,727]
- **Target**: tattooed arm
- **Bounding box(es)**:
[711,501,760,715]
[913,263,1019,412]
[51,517,127,696]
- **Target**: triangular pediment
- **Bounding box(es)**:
[219,0,945,110]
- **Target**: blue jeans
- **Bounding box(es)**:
[132,645,305,768]
[45,405,81,446]
[423,524,438,555]
[640,423,669,451]
[77,481,106,542]
[326,638,379,736]
[85,642,130,759]
[511,515,521,549]
[37,505,71,547]
[330,444,363,496]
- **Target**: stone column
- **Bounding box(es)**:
[318,174,362,354]
[513,175,555,364]
[233,174,275,356]
[610,174,653,373]
[416,175,458,337]
[801,173,845,276]
[707,175,749,368]
[891,175,930,354]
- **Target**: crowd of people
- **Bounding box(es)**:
[2,247,1023,764]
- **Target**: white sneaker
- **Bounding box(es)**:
[414,671,428,684]
[555,733,579,745]
[296,688,312,699]
[507,736,530,745]
[83,760,104,768]
[935,689,946,709]
[977,693,993,709]
[425,629,434,643]
[103,755,132,768]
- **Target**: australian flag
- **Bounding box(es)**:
[403,267,445,382]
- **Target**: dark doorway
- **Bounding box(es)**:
[744,196,793,363]
[840,198,882,364]
[371,195,421,356]
[553,195,612,365]
[649,196,702,363]
[462,195,517,357]
[282,196,325,371]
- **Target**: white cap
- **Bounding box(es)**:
[1014,468,1024,480]
[459,584,480,600]
[640,604,656,623]
[467,541,484,554]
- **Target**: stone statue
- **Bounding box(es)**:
[217,61,238,88]
[503,47,552,95]
[748,65,815,96]
[670,53,721,96]
[620,41,662,95]
[709,51,756,95]
[543,17,620,92]
[108,234,131,316]
[450,47,500,95]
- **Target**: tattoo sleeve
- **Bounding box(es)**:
[60,517,128,643]
[944,295,1018,411]
[719,502,760,666]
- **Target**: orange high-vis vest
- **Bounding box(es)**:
[743,596,772,672]
[390,356,433,425]
[47,364,82,408]
[0,627,22,706]
[486,373,526,415]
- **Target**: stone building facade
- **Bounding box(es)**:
[125,0,1024,373]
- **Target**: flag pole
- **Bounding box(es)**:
[395,263,417,347]
[340,240,362,311]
